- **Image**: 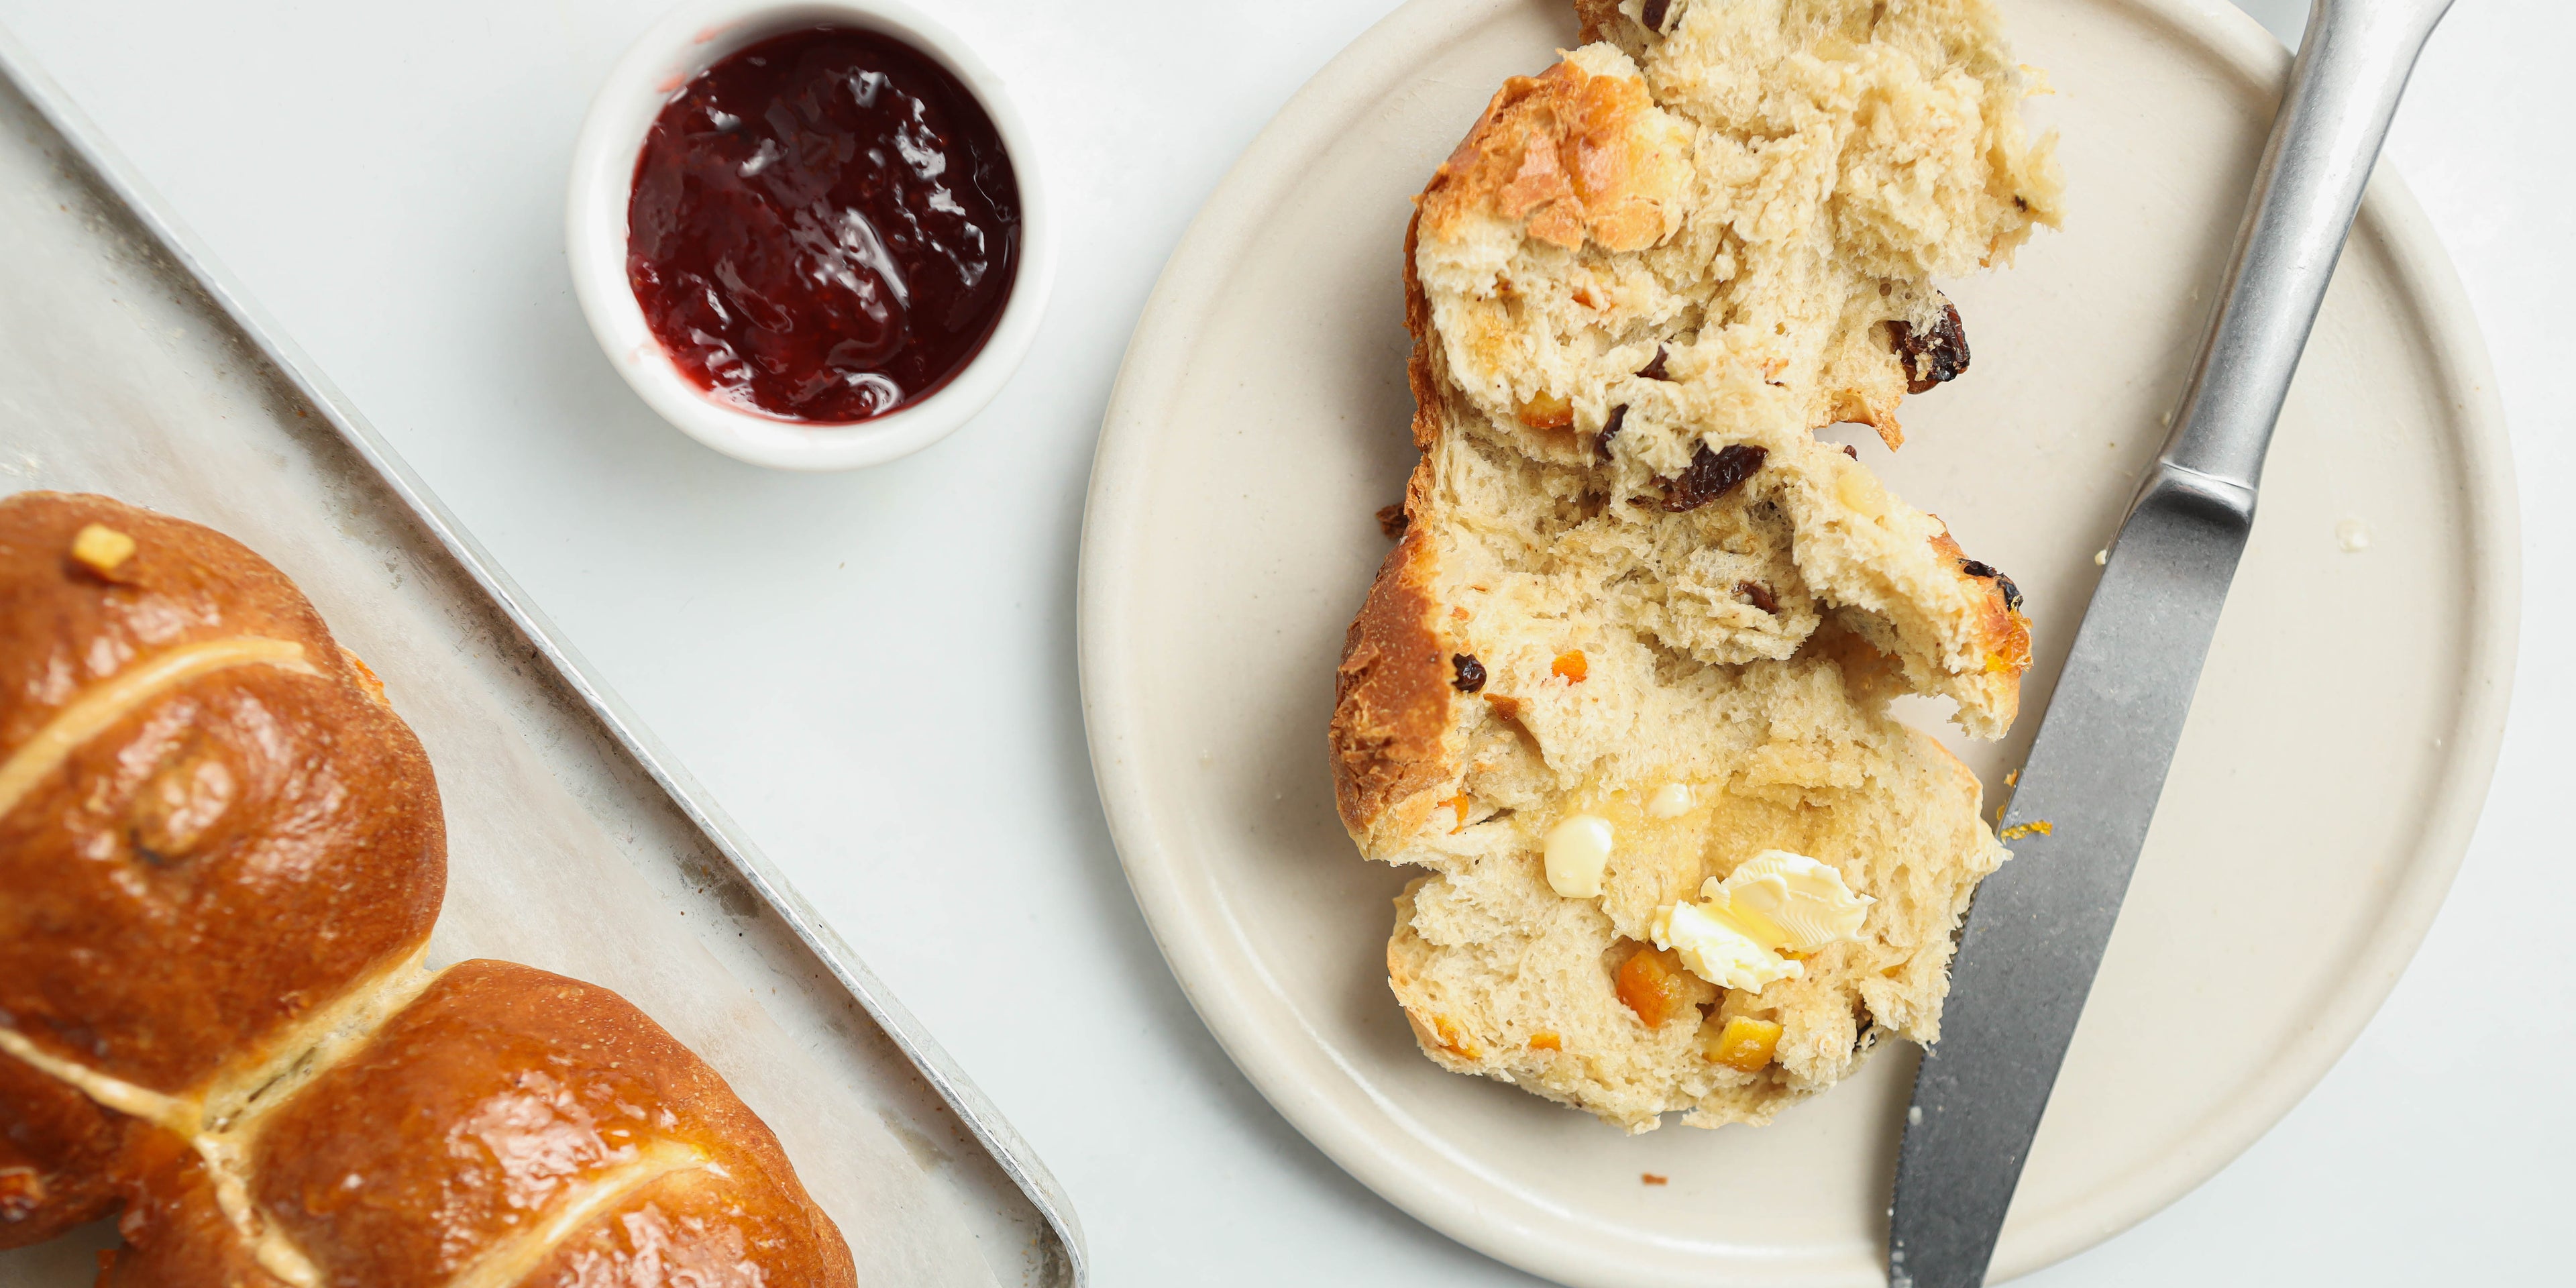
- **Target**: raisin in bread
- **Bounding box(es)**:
[1331,0,2058,1130]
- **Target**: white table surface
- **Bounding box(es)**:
[1,0,2562,1282]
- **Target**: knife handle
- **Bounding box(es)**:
[2149,0,2454,519]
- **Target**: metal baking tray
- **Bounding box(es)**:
[0,24,1081,1287]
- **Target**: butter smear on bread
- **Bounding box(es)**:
[1650,851,1876,991]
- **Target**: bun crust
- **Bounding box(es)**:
[0,492,445,1244]
[104,961,856,1288]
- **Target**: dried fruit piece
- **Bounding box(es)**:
[1888,298,1971,393]
[1451,653,1486,692]
[1551,649,1588,683]
[1430,1014,1483,1061]
[1956,559,2025,611]
[1528,1030,1562,1052]
[1377,502,1409,539]
[1644,443,1766,513]
[1709,1017,1783,1072]
[1841,443,1860,460]
[1516,390,1574,429]
[1641,1173,1669,1186]
[1597,404,1627,462]
[1736,581,1779,614]
[1441,794,1472,833]
[339,648,390,706]
[1485,693,1521,720]
[1615,945,1705,1028]
[70,523,136,578]
[1636,346,1673,381]
[127,753,237,863]
[1641,0,1673,34]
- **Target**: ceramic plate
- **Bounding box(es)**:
[1079,1,2515,1283]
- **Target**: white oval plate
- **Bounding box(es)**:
[1078,1,2516,1283]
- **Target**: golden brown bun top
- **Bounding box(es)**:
[0,491,445,1093]
[1416,54,1688,256]
[107,960,858,1288]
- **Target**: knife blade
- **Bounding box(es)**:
[1886,3,2457,1284]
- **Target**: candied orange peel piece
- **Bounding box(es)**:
[1709,1017,1783,1072]
[1615,947,1699,1029]
[70,524,136,576]
[1430,1014,1482,1061]
[1515,390,1574,429]
[1440,794,1472,833]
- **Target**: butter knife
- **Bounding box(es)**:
[1886,2,2457,1284]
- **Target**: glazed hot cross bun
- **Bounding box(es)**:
[0,492,855,1285]
[0,491,447,1245]
[102,960,855,1288]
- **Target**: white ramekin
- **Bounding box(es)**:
[566,0,1052,471]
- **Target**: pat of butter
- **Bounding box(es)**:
[1543,812,1613,898]
[1648,851,1874,991]
[1722,851,1874,949]
[1652,900,1799,992]
[1644,782,1693,818]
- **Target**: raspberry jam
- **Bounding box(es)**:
[627,28,1020,423]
